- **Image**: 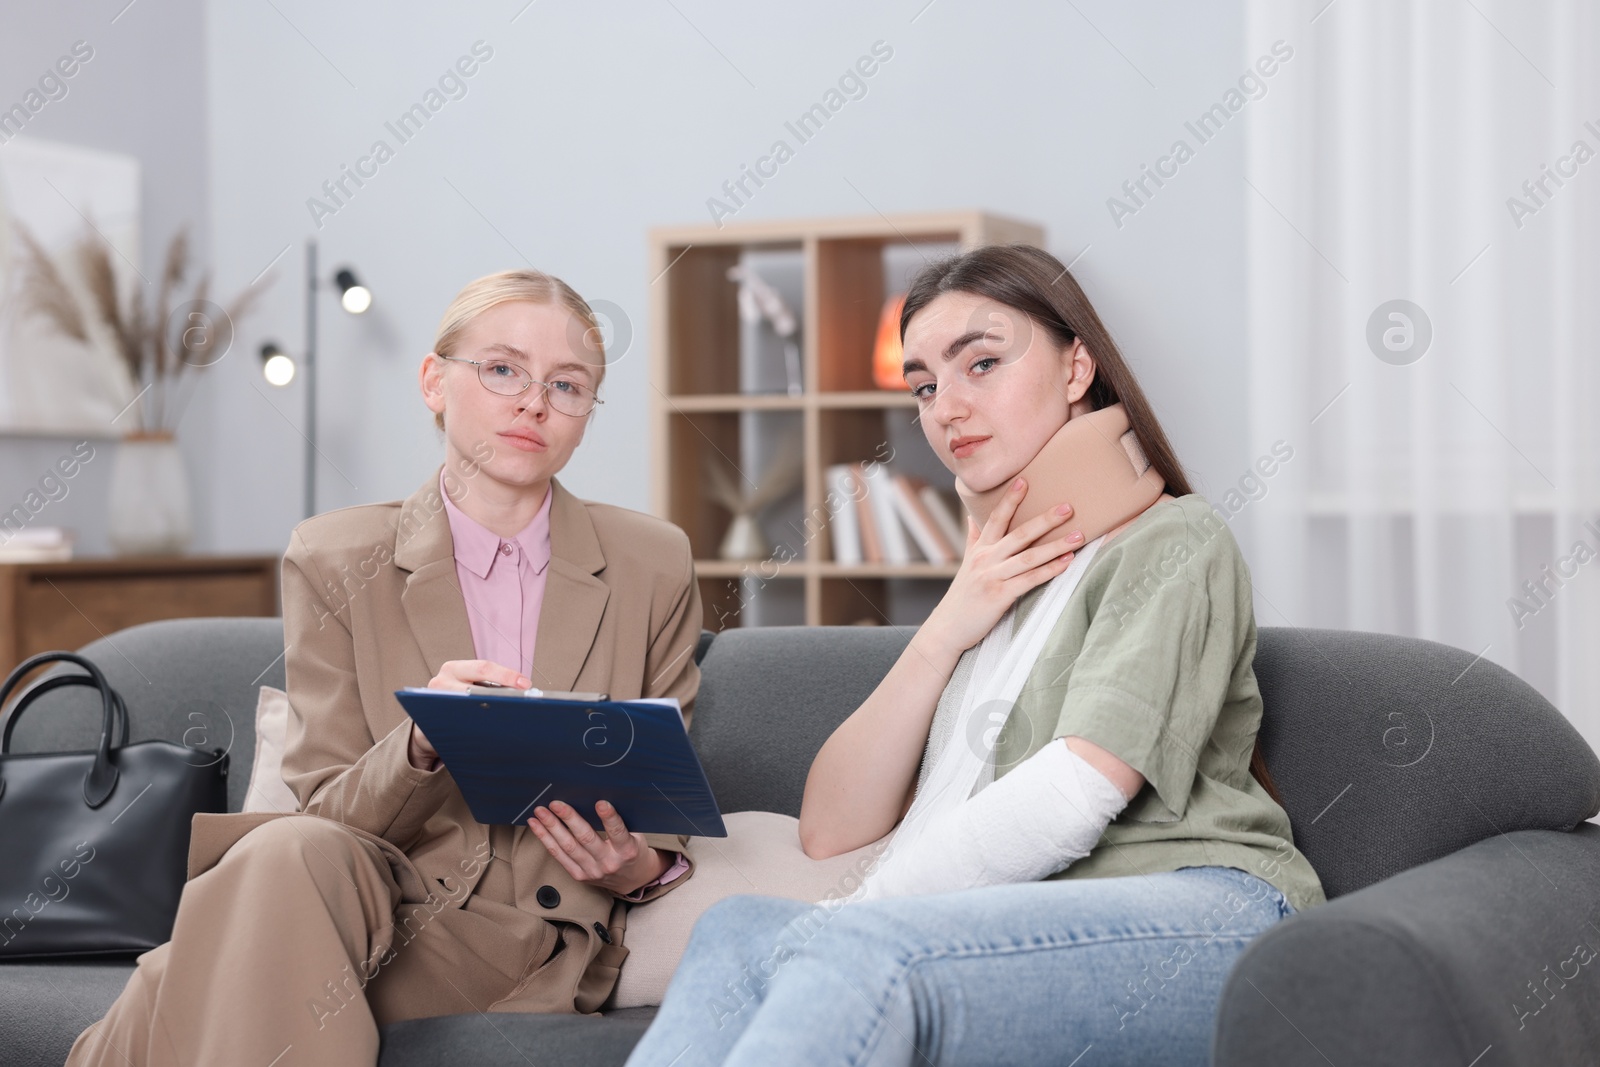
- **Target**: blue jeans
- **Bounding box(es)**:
[623,865,1293,1067]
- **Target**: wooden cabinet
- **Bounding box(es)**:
[648,211,1046,631]
[0,555,280,678]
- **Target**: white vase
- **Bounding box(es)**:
[109,433,194,555]
[719,512,769,561]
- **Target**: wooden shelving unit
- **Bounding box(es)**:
[648,211,1046,630]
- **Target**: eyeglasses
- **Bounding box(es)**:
[436,354,604,417]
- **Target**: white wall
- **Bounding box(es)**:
[0,0,209,555]
[196,0,1258,554]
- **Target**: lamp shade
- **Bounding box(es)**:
[872,292,908,391]
[335,268,372,314]
[260,342,295,386]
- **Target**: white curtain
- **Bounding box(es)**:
[1244,0,1600,766]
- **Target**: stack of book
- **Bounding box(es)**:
[825,464,966,565]
[0,527,75,563]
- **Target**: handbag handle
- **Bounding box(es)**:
[0,651,123,808]
[2,672,131,752]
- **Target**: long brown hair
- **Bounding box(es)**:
[899,243,1285,808]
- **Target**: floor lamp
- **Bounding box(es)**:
[259,238,371,519]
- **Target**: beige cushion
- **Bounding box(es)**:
[607,811,890,1009]
[242,685,300,814]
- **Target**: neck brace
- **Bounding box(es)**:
[953,402,1167,548]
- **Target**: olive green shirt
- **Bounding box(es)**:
[916,493,1326,913]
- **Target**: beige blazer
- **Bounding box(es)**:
[187,464,704,1013]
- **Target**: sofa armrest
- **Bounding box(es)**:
[1215,824,1600,1067]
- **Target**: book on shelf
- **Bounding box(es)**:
[0,526,75,562]
[825,464,965,566]
[919,483,967,557]
[825,464,862,565]
[853,463,884,563]
[890,474,956,565]
[860,462,911,564]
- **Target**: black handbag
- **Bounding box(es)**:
[0,651,229,958]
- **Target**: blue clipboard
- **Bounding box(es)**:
[393,688,726,838]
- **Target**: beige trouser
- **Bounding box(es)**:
[65,817,564,1067]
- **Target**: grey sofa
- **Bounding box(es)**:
[3,616,1598,1066]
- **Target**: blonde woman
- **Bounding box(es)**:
[68,270,704,1066]
[624,245,1325,1067]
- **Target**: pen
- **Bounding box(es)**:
[465,682,610,701]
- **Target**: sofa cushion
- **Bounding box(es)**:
[1252,626,1600,898]
[0,959,137,1067]
[607,811,890,1009]
[378,1008,657,1066]
[689,624,917,817]
[243,685,299,814]
[0,957,657,1067]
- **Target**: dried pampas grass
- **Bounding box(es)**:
[16,225,89,344]
[15,219,272,433]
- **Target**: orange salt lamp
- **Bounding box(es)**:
[873,292,909,391]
